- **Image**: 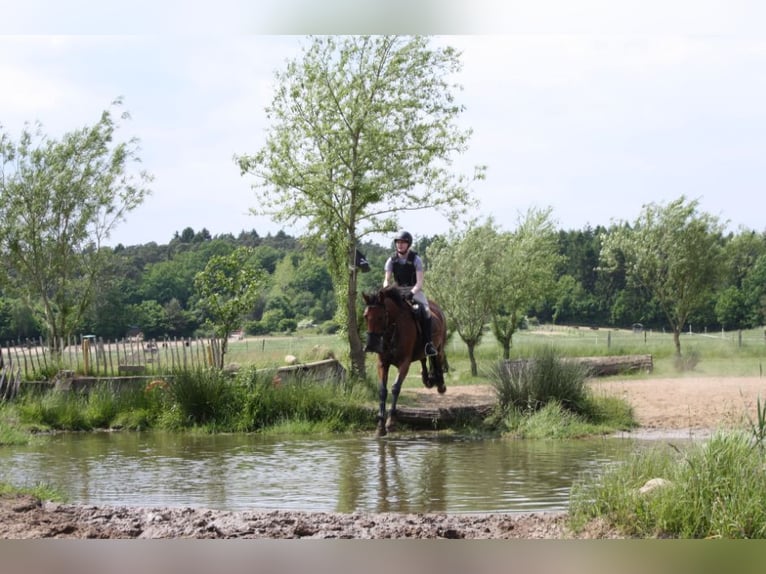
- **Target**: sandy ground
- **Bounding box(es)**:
[2,375,764,539]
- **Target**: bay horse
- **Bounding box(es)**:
[362,286,448,436]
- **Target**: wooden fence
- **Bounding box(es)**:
[1,336,226,381]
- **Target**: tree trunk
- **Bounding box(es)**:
[672,328,682,356]
[347,265,366,380]
[501,338,511,361]
[467,342,478,376]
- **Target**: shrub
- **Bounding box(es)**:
[164,367,239,428]
[488,346,590,415]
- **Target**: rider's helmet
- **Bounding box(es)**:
[393,230,413,247]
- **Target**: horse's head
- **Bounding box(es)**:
[363,287,412,354]
[362,290,387,354]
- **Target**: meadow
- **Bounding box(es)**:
[225,323,766,385]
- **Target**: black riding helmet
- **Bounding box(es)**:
[394,230,413,246]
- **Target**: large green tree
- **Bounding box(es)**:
[600,196,726,356]
[0,100,152,351]
[236,35,483,378]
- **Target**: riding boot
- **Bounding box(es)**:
[422,314,437,356]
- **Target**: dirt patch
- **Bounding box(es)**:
[2,375,764,539]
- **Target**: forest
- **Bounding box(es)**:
[2,221,764,345]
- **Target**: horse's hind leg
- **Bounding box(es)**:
[429,355,447,394]
[420,359,433,388]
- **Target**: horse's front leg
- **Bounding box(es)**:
[377,363,390,437]
[386,361,412,434]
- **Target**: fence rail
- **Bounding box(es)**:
[1,336,225,381]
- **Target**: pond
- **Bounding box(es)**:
[0,432,677,513]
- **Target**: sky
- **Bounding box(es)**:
[1,1,765,248]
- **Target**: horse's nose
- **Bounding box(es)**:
[364,333,382,353]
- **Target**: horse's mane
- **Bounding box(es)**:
[364,286,408,310]
[380,286,408,309]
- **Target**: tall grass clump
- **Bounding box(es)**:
[570,430,766,538]
[489,346,590,415]
[160,367,240,429]
[233,367,374,433]
[14,384,155,431]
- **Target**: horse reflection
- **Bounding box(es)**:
[376,440,447,513]
[362,286,448,436]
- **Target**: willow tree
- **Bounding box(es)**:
[490,207,561,360]
[600,196,725,357]
[0,100,152,352]
[236,36,483,378]
[428,220,500,376]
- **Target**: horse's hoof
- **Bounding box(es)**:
[437,384,447,394]
[376,422,387,437]
[422,377,434,388]
[385,416,396,433]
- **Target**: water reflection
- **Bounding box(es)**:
[0,432,665,513]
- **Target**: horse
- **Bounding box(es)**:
[362,286,448,436]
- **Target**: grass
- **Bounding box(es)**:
[0,480,66,503]
[569,430,766,538]
[218,324,766,388]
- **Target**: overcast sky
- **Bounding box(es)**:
[2,1,765,247]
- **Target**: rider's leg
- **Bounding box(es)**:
[422,313,437,356]
[412,292,437,356]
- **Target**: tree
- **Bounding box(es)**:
[600,196,726,356]
[0,100,152,352]
[490,207,561,359]
[193,247,265,368]
[428,221,499,376]
[236,35,483,379]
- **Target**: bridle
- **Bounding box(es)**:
[364,298,398,354]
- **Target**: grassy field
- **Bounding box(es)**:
[223,324,766,387]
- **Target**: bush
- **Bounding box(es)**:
[488,346,590,415]
[164,367,239,428]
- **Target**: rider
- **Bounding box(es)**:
[383,230,438,357]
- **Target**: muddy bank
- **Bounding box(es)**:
[0,494,623,539]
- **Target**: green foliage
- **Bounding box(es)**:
[489,207,562,360]
[0,480,67,503]
[163,367,240,429]
[0,99,153,345]
[746,394,766,451]
[235,35,483,378]
[428,220,500,375]
[234,366,374,433]
[600,196,727,356]
[193,247,266,366]
[488,346,590,415]
[0,418,29,446]
[570,431,766,538]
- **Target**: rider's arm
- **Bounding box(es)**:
[411,269,425,296]
[383,258,394,287]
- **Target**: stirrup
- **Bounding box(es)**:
[424,342,437,357]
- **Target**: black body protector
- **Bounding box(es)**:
[392,250,418,288]
[391,250,436,356]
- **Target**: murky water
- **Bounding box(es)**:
[0,432,670,513]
